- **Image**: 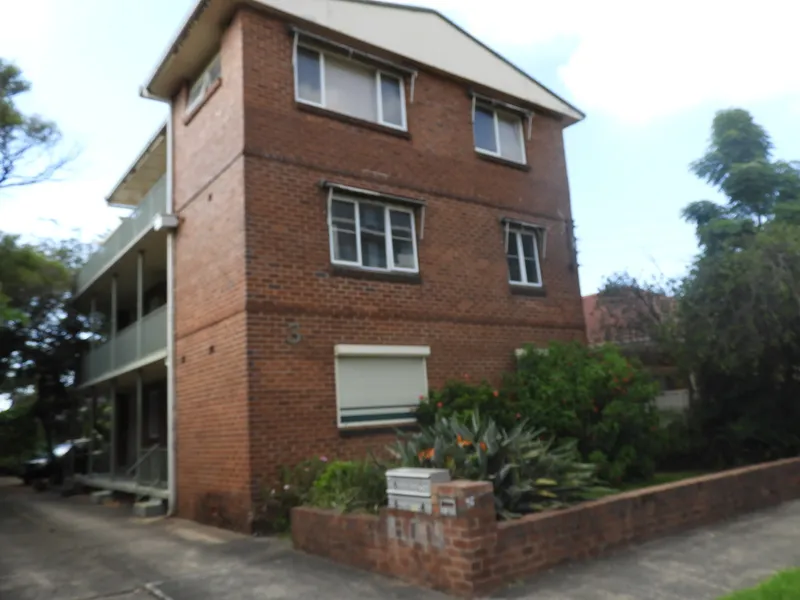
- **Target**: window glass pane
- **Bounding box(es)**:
[334,231,358,262]
[187,77,205,108]
[507,256,522,282]
[474,107,497,153]
[325,55,378,122]
[507,232,519,257]
[332,199,355,222]
[497,112,524,163]
[359,204,387,268]
[520,233,536,260]
[393,239,416,269]
[359,204,385,233]
[524,259,540,285]
[297,47,322,104]
[390,210,413,238]
[361,232,387,268]
[207,54,221,84]
[380,74,404,126]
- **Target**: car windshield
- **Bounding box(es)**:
[53,443,72,457]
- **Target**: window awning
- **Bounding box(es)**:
[501,217,549,259]
[319,181,426,207]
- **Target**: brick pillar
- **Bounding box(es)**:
[430,480,496,597]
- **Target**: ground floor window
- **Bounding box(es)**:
[334,345,430,428]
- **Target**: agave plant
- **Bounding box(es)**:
[388,411,604,519]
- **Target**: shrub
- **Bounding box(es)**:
[420,342,661,484]
[254,457,329,533]
[389,412,604,519]
[310,459,387,514]
[416,379,514,429]
[506,342,661,484]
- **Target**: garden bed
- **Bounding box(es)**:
[293,457,800,598]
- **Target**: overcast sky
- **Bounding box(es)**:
[1,0,799,295]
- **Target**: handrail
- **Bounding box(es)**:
[126,443,161,477]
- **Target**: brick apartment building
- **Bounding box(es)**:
[73,0,586,531]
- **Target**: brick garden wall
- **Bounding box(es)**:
[292,458,800,597]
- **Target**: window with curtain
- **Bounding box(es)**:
[295,46,406,130]
[329,193,418,272]
[474,105,526,164]
[186,53,221,113]
[506,227,542,286]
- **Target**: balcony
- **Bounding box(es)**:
[76,176,170,296]
[81,305,167,385]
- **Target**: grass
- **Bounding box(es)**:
[718,569,800,599]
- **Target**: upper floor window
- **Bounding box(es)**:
[506,227,542,287]
[474,105,526,164]
[186,54,221,113]
[296,46,407,130]
[328,193,418,272]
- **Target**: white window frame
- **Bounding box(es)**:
[186,53,221,114]
[294,45,408,131]
[474,105,527,165]
[334,345,430,429]
[327,192,419,274]
[507,228,543,287]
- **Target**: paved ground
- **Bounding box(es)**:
[1,477,799,599]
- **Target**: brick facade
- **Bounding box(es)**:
[172,7,585,530]
[293,458,800,597]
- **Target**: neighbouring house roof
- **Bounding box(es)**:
[141,0,584,124]
[583,293,658,347]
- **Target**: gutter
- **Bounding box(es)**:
[140,87,178,518]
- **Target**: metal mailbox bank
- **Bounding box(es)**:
[385,467,450,514]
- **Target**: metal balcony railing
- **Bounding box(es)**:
[129,445,168,489]
[81,305,167,383]
[76,176,167,293]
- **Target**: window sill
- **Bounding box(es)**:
[183,78,222,126]
[510,284,547,297]
[297,102,411,140]
[476,151,531,172]
[338,422,418,437]
[331,265,422,285]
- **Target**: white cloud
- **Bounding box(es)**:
[407,0,800,123]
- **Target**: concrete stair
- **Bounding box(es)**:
[133,499,166,518]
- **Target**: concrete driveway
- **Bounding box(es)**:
[0,478,446,600]
[1,477,799,599]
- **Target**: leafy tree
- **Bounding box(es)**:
[682,109,800,251]
[677,109,800,465]
[1,59,72,189]
[0,235,91,461]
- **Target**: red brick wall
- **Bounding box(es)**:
[172,13,252,530]
[173,6,586,531]
[293,459,800,597]
[238,10,585,487]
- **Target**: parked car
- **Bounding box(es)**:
[21,439,92,485]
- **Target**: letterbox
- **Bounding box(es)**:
[385,467,451,514]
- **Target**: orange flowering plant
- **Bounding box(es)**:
[387,411,604,519]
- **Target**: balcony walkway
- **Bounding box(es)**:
[80,305,167,387]
[76,175,174,299]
